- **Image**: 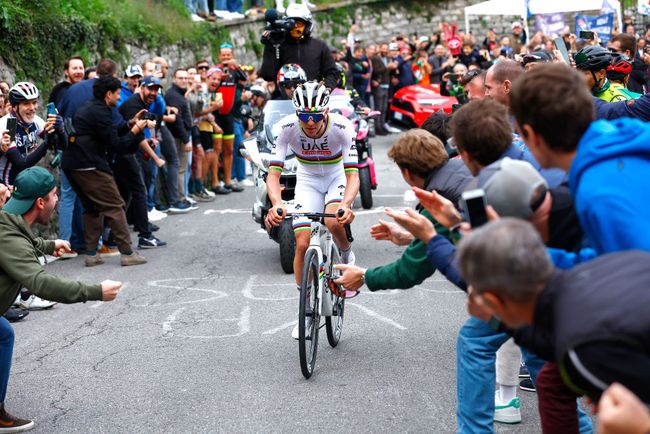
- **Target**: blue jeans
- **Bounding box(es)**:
[185,0,208,14]
[0,317,14,402]
[231,120,246,182]
[58,168,85,251]
[456,317,593,433]
[216,0,242,12]
[184,150,192,199]
[148,145,162,210]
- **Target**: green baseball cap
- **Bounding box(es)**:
[3,167,57,215]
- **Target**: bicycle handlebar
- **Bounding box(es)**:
[277,208,354,242]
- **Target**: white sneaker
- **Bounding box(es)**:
[240,179,255,187]
[190,13,204,21]
[186,196,197,205]
[148,209,168,222]
[229,12,245,19]
[19,295,57,310]
[291,317,312,340]
[494,390,522,424]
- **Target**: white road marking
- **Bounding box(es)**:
[262,320,297,335]
[162,307,185,336]
[90,302,104,308]
[203,208,249,215]
[256,229,267,234]
[349,303,407,330]
[131,278,228,307]
[242,275,295,301]
[163,306,251,339]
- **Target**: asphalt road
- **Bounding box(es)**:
[11,133,548,433]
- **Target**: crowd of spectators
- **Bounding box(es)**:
[1,5,650,433]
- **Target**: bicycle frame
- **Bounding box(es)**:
[305,221,335,318]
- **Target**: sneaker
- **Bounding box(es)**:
[120,252,147,267]
[202,188,216,198]
[148,223,159,233]
[290,317,309,340]
[185,196,198,205]
[197,190,216,202]
[19,295,56,310]
[519,378,536,392]
[0,404,34,433]
[3,307,29,323]
[494,391,522,424]
[85,254,105,267]
[212,185,231,195]
[59,249,78,260]
[168,201,192,214]
[98,245,120,257]
[155,204,170,213]
[240,179,255,187]
[519,363,530,379]
[190,13,204,21]
[148,208,168,222]
[138,236,167,249]
[224,183,244,193]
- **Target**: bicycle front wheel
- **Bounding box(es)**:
[299,249,320,379]
[326,247,345,348]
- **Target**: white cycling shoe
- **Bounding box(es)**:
[342,250,355,266]
[291,317,313,340]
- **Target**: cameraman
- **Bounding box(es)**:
[260,4,338,90]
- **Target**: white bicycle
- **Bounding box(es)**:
[278,209,354,379]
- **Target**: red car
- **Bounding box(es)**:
[389,84,458,127]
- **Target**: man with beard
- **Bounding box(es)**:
[49,56,85,108]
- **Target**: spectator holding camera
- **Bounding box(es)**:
[0,166,123,432]
[260,3,339,90]
[61,75,149,267]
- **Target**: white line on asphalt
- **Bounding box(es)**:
[349,303,407,330]
[242,275,295,300]
[203,208,249,215]
[162,307,185,336]
[262,320,297,335]
[176,305,251,339]
[134,277,228,307]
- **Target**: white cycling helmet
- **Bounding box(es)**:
[292,81,329,112]
[8,82,39,106]
[285,4,313,35]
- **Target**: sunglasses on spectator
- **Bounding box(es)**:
[220,43,234,49]
[297,112,325,123]
[197,65,209,71]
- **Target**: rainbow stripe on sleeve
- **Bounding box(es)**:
[269,160,284,171]
[293,222,311,233]
[344,162,359,173]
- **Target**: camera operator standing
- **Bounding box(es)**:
[260,4,339,90]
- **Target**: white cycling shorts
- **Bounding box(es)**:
[291,170,347,233]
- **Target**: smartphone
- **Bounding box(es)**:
[46,102,57,116]
[579,30,595,40]
[6,118,16,142]
[451,103,462,113]
[154,63,162,72]
[553,37,571,65]
[461,189,489,228]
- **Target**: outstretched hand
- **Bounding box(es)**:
[334,264,366,291]
[369,218,413,246]
[100,280,122,301]
[412,187,461,228]
[384,207,436,243]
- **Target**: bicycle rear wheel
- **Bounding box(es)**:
[326,247,345,348]
[299,249,320,379]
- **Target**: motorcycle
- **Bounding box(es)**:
[329,94,380,209]
[241,99,298,274]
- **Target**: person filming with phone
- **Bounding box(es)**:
[0,82,66,186]
[260,4,339,90]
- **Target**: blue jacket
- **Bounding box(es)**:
[59,79,125,127]
[593,94,650,121]
[569,118,650,254]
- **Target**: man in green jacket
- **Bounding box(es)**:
[0,166,122,433]
[335,129,471,291]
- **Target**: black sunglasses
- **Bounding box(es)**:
[197,65,209,71]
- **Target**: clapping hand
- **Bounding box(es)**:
[384,207,436,243]
[369,218,413,246]
[412,187,461,228]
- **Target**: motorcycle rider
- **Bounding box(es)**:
[260,4,339,90]
[265,81,359,339]
[273,63,307,100]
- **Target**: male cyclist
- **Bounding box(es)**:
[607,53,642,100]
[574,45,628,102]
[265,81,359,339]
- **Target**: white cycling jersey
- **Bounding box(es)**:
[270,112,358,232]
[270,112,358,176]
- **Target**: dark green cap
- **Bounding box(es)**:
[3,167,56,215]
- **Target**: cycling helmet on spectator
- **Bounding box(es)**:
[285,4,313,35]
[293,81,330,112]
[277,64,307,88]
[335,63,347,89]
[574,46,612,71]
[8,82,39,106]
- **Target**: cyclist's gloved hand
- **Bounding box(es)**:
[336,205,354,225]
[266,205,286,227]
